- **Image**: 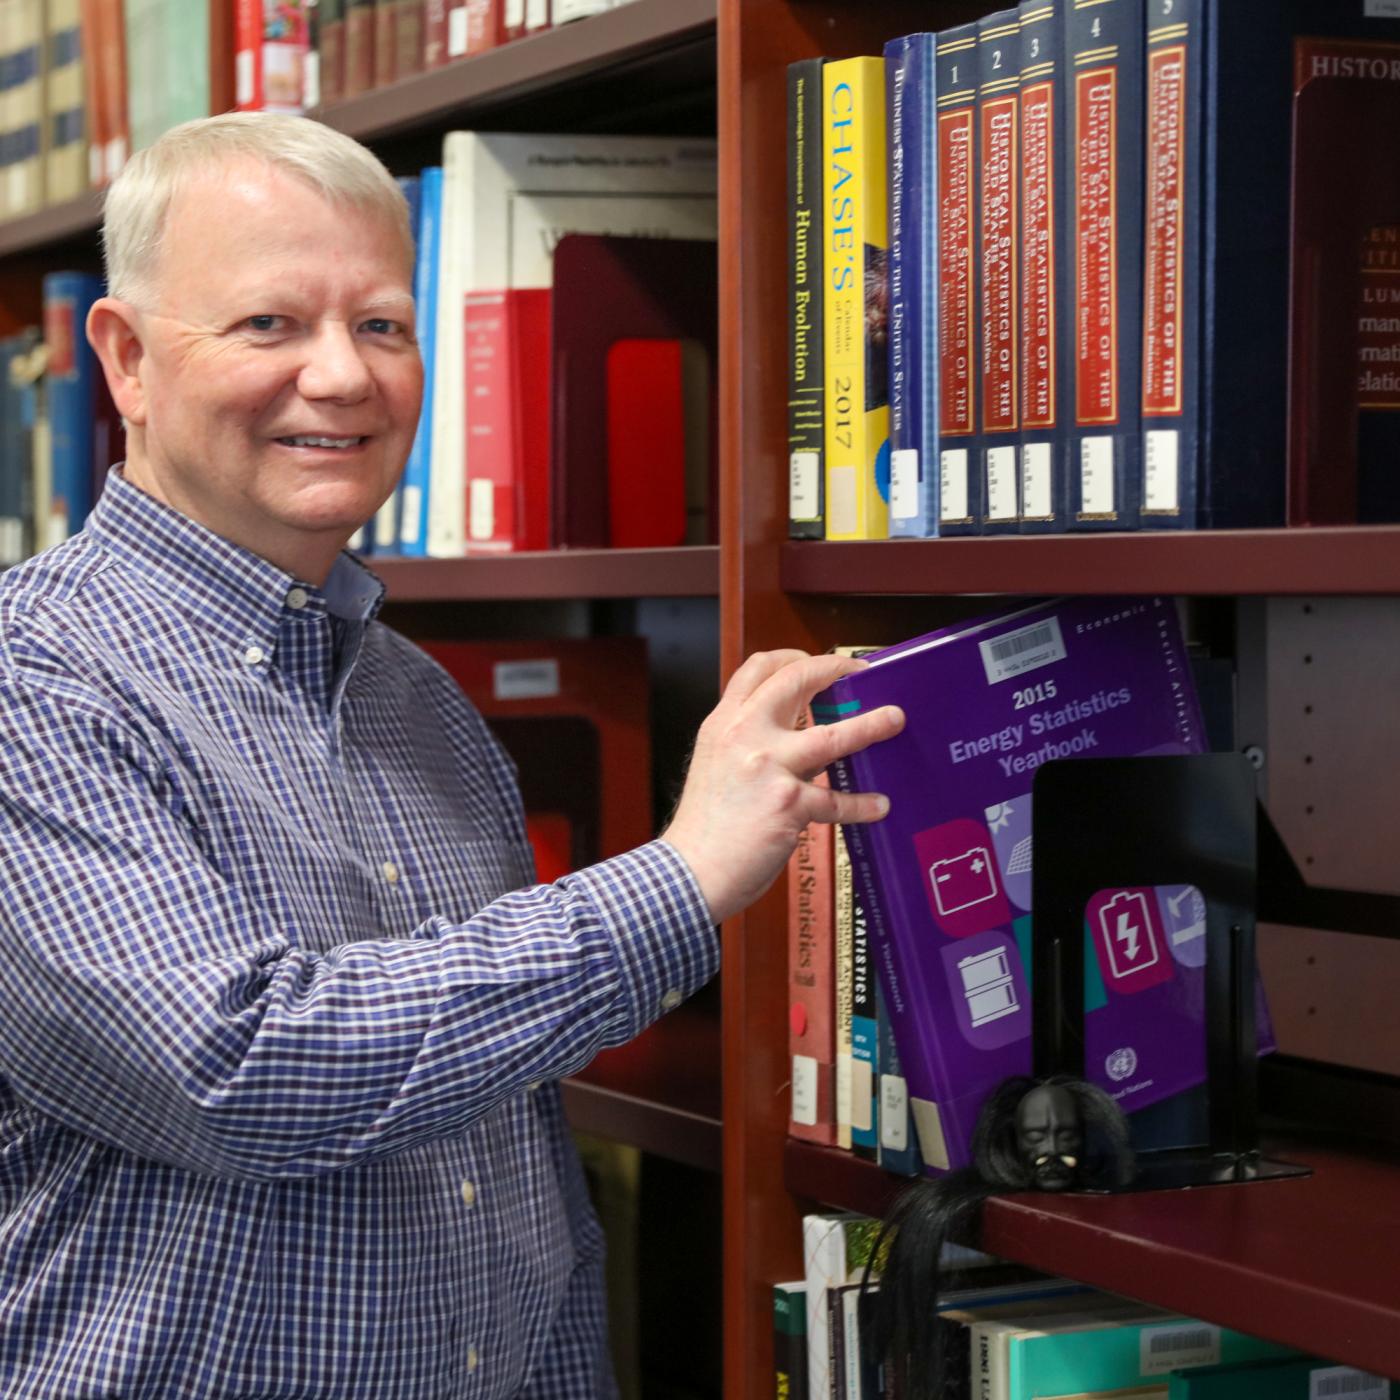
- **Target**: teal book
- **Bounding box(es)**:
[1006,1314,1298,1400]
[1170,1356,1396,1400]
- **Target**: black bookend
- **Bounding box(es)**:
[1031,753,1309,1190]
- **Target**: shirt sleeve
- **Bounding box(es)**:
[0,656,718,1184]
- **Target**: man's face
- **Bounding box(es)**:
[119,159,422,579]
[1014,1084,1084,1192]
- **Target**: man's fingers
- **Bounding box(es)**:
[749,650,877,721]
[787,704,905,777]
[807,780,891,826]
[722,649,812,707]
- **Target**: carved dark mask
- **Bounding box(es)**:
[1014,1084,1085,1192]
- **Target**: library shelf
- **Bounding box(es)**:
[780,526,1400,598]
[373,544,719,600]
[0,189,104,260]
[785,1135,1400,1380]
[315,0,718,142]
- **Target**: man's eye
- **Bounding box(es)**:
[244,315,284,333]
[361,318,403,336]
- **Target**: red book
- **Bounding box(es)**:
[446,0,469,58]
[79,0,128,184]
[395,0,424,78]
[235,0,310,113]
[344,0,375,94]
[373,0,397,86]
[424,0,447,66]
[462,292,521,552]
[318,0,347,105]
[209,0,237,112]
[463,0,496,55]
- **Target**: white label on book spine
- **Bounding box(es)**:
[468,478,495,541]
[1311,1368,1389,1400]
[979,615,1067,685]
[1140,1322,1221,1375]
[828,465,858,537]
[791,1054,818,1126]
[939,447,969,522]
[910,1097,950,1170]
[890,448,919,520]
[850,1058,873,1131]
[1366,0,1400,16]
[1144,429,1180,513]
[986,445,1018,520]
[526,0,549,26]
[1080,435,1116,516]
[879,1074,908,1151]
[835,1050,853,1142]
[1021,440,1051,518]
[236,50,254,106]
[448,6,469,55]
[790,450,819,521]
[399,486,423,545]
[493,659,561,701]
[505,0,525,26]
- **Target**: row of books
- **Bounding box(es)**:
[313,0,644,108]
[781,1225,1397,1400]
[356,131,717,559]
[786,0,1400,540]
[787,595,1274,1178]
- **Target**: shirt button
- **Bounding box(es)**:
[242,645,265,666]
[660,988,683,1013]
[285,586,309,610]
[467,1346,479,1373]
[382,861,399,884]
[460,1180,476,1208]
[526,1081,541,1092]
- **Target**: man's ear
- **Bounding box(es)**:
[86,297,149,426]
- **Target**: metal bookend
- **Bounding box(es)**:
[1030,753,1310,1192]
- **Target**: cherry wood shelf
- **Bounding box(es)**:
[315,0,718,141]
[0,189,104,259]
[372,545,718,599]
[781,526,1400,598]
[785,1136,1400,1380]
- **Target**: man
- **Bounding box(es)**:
[0,114,901,1397]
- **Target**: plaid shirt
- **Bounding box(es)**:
[0,470,717,1398]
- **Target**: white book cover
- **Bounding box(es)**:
[426,130,716,557]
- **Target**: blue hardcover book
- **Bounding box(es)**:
[934,21,983,536]
[42,272,106,548]
[978,9,1024,534]
[399,165,442,557]
[0,332,38,566]
[875,981,922,1175]
[1017,0,1070,534]
[1139,0,1202,530]
[1065,0,1144,531]
[885,31,940,538]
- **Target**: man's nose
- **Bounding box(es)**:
[297,322,373,401]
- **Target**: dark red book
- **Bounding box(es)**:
[373,0,398,86]
[424,0,447,65]
[395,0,424,78]
[344,0,375,94]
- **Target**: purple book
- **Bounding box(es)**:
[813,596,1274,1175]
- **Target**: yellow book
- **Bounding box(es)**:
[822,56,889,540]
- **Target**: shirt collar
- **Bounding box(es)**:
[86,467,385,659]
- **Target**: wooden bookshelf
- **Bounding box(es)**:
[0,190,105,260]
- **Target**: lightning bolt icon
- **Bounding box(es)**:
[1116,910,1140,960]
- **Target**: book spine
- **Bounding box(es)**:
[400,166,442,556]
[788,57,826,539]
[395,0,425,78]
[497,0,522,45]
[464,0,495,54]
[94,0,127,181]
[849,884,878,1160]
[344,0,375,96]
[773,1282,809,1400]
[875,980,921,1175]
[524,0,548,34]
[235,0,264,109]
[935,22,983,536]
[1066,0,1144,530]
[979,9,1024,533]
[427,132,468,557]
[1017,0,1069,533]
[374,0,397,86]
[42,272,102,546]
[463,291,516,552]
[319,0,347,105]
[833,824,854,1152]
[1140,0,1201,529]
[788,777,837,1146]
[822,56,890,541]
[423,0,447,65]
[887,32,941,538]
[45,0,86,204]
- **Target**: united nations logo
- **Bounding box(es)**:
[1105,1048,1137,1082]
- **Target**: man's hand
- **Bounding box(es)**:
[661,649,905,925]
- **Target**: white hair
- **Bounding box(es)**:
[102,112,411,303]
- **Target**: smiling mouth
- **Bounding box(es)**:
[276,435,369,450]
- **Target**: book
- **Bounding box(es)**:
[833,824,854,1152]
[44,0,87,204]
[822,55,890,541]
[788,769,836,1146]
[802,1212,879,1400]
[3,0,45,219]
[849,881,878,1161]
[343,0,374,95]
[773,1280,808,1400]
[935,21,982,536]
[1065,0,1143,530]
[397,164,441,556]
[1017,0,1069,534]
[236,0,310,113]
[811,595,1275,1174]
[978,8,1023,534]
[78,0,127,186]
[426,131,716,557]
[423,0,447,65]
[874,980,920,1175]
[42,272,105,549]
[885,31,941,538]
[787,56,827,540]
[1170,1355,1395,1400]
[317,0,346,104]
[373,0,397,87]
[460,0,494,55]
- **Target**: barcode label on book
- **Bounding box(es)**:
[399,486,423,545]
[851,1058,873,1131]
[790,450,820,520]
[469,479,495,541]
[829,465,858,537]
[979,616,1067,684]
[986,446,1018,520]
[448,6,469,54]
[1311,1367,1389,1400]
[1139,1323,1220,1375]
[940,448,969,522]
[791,1054,818,1126]
[890,449,919,520]
[1144,429,1180,513]
[493,660,561,701]
[236,50,254,106]
[1366,0,1400,16]
[879,1074,908,1151]
[1081,436,1117,516]
[1021,441,1051,519]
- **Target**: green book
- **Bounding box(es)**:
[773,1280,807,1400]
[1170,1355,1396,1400]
